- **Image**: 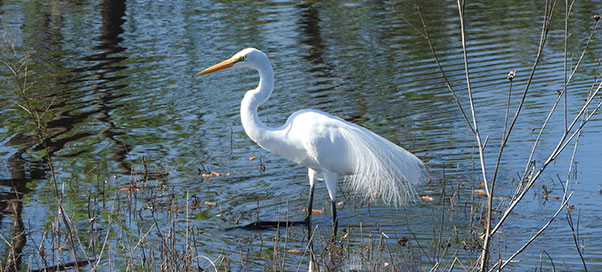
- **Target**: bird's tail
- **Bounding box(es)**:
[341,125,427,206]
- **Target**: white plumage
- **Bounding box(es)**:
[198,48,426,231]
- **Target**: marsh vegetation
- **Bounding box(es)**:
[1,0,602,271]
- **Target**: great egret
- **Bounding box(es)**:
[198,48,426,234]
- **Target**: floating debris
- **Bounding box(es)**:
[397,237,409,246]
[474,189,487,196]
[301,209,323,215]
[119,186,141,192]
[421,195,435,201]
[201,172,231,178]
[567,205,575,213]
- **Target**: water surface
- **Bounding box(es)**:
[1,0,602,270]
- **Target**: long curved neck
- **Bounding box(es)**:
[240,61,277,147]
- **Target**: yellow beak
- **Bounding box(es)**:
[197,58,237,76]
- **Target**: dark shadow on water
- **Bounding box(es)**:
[230,219,310,231]
[79,0,131,173]
[296,2,363,123]
[0,0,129,270]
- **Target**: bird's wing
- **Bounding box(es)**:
[286,109,427,205]
[284,110,354,174]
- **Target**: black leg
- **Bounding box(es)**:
[329,200,338,267]
[331,200,338,236]
[305,183,315,240]
[305,183,315,222]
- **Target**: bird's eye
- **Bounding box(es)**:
[234,55,247,62]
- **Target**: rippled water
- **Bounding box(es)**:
[1,0,602,270]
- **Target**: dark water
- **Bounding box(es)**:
[1,0,602,270]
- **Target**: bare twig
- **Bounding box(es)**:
[566,210,588,271]
[484,0,556,241]
[492,80,602,237]
[393,0,476,134]
[493,192,573,271]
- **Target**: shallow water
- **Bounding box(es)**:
[1,0,602,270]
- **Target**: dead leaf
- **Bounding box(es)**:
[474,189,487,196]
[579,244,586,249]
[287,249,302,254]
[337,201,344,206]
[204,201,217,207]
[492,196,508,201]
[567,205,575,213]
[201,172,230,178]
[301,209,323,215]
[211,171,230,177]
[421,195,435,201]
[249,157,256,162]
[119,186,140,192]
[201,173,215,178]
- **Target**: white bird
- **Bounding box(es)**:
[198,48,426,234]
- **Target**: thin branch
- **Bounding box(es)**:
[455,0,487,193]
[543,250,557,272]
[566,210,588,271]
[503,73,515,137]
[491,81,602,236]
[566,16,600,87]
[563,0,569,132]
[519,14,598,181]
[480,3,556,269]
[494,192,573,271]
[404,0,476,134]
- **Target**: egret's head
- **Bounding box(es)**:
[197,48,267,76]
